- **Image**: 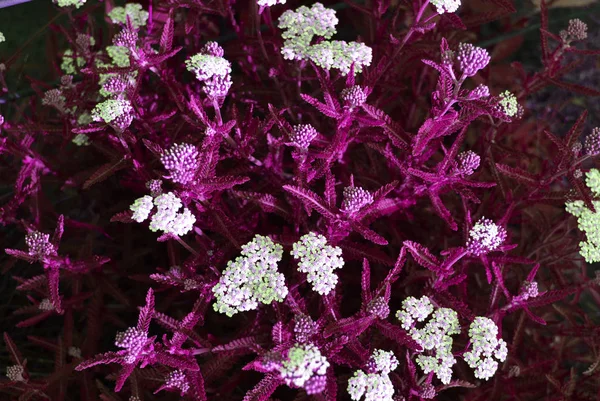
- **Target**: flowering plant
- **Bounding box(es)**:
[1,0,599,400]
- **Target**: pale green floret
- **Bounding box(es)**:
[108,3,149,29]
[91,99,132,123]
[498,90,518,117]
[61,49,86,75]
[0,32,5,43]
[77,112,93,126]
[566,170,600,263]
[106,46,131,68]
[307,40,372,75]
[72,134,91,146]
[585,169,600,196]
[54,0,86,8]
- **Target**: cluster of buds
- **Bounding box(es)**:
[467,84,490,100]
[160,143,200,184]
[456,43,490,77]
[341,86,367,108]
[212,235,288,316]
[583,128,600,157]
[185,42,232,99]
[114,327,154,364]
[456,150,481,177]
[278,3,372,75]
[496,91,519,118]
[291,232,345,295]
[347,349,398,401]
[42,89,67,114]
[25,231,56,259]
[341,186,374,214]
[294,314,318,343]
[6,365,25,382]
[158,370,190,396]
[566,170,600,263]
[396,296,460,384]
[277,343,329,394]
[463,317,508,380]
[108,3,149,28]
[559,19,588,43]
[91,98,134,132]
[466,217,507,256]
[288,124,318,149]
[129,192,196,236]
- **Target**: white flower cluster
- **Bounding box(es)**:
[463,317,507,380]
[566,169,600,263]
[212,235,288,317]
[347,349,397,401]
[91,98,133,124]
[291,232,345,295]
[108,3,149,28]
[278,3,372,75]
[279,343,329,388]
[257,0,286,7]
[396,296,460,384]
[129,192,196,236]
[497,91,519,117]
[466,217,507,256]
[185,54,231,81]
[54,0,86,8]
[430,0,461,14]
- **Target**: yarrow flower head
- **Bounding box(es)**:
[91,98,134,132]
[279,343,329,393]
[365,349,398,375]
[456,150,481,176]
[258,0,286,7]
[497,91,519,117]
[108,3,149,28]
[25,231,56,258]
[342,186,374,213]
[114,327,152,364]
[160,143,200,184]
[463,317,507,380]
[288,124,318,148]
[185,48,232,98]
[212,235,288,316]
[348,350,397,401]
[307,40,373,75]
[72,134,91,146]
[291,232,345,295]
[278,3,338,61]
[467,217,507,256]
[566,172,600,263]
[6,365,25,382]
[130,195,154,223]
[149,192,196,236]
[456,43,490,77]
[584,128,600,156]
[39,298,55,311]
[430,0,461,14]
[53,0,86,8]
[396,297,460,384]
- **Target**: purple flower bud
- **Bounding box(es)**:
[341,186,373,213]
[114,327,150,363]
[25,231,56,258]
[456,43,490,77]
[341,85,367,108]
[201,41,225,57]
[160,143,200,184]
[456,150,480,176]
[113,29,138,49]
[468,84,490,100]
[366,297,390,319]
[419,383,436,399]
[294,314,317,343]
[584,128,600,156]
[164,370,190,395]
[567,19,587,41]
[289,124,318,148]
[520,281,539,300]
[304,374,327,394]
[146,179,163,196]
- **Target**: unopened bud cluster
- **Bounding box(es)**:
[160,143,200,184]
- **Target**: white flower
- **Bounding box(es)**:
[130,195,154,222]
[279,343,329,387]
[291,232,344,295]
[430,0,461,14]
[463,317,507,380]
